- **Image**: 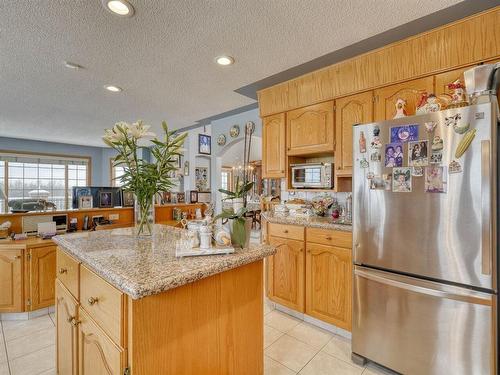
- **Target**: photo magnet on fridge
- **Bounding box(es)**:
[425,166,447,193]
[385,143,403,167]
[390,125,419,143]
[448,160,462,174]
[411,166,424,177]
[408,140,429,167]
[392,167,412,193]
[370,176,386,190]
[382,174,392,191]
[370,151,381,162]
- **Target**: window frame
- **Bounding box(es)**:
[110,158,126,187]
[0,150,91,212]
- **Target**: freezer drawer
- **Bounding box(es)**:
[353,266,496,375]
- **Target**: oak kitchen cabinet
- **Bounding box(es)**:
[262,113,286,178]
[286,101,335,155]
[334,91,374,174]
[0,249,23,312]
[373,76,434,122]
[0,240,57,313]
[56,280,78,375]
[265,222,353,331]
[267,225,305,312]
[305,228,352,331]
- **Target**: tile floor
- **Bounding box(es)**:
[0,302,395,375]
[0,313,56,375]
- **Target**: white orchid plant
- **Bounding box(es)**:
[103,120,187,235]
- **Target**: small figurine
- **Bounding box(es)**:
[426,94,441,112]
[393,98,407,119]
[416,93,441,114]
[416,92,429,115]
[447,80,468,108]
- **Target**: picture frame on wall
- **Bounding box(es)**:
[198,134,211,155]
[122,191,135,207]
[184,160,190,176]
[189,190,198,203]
[195,167,210,191]
[162,191,171,204]
[177,192,185,203]
[173,155,182,169]
[99,191,113,208]
[78,195,93,209]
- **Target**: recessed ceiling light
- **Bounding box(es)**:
[215,56,234,66]
[102,0,135,17]
[104,85,123,92]
[64,61,83,70]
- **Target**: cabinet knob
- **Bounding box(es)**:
[307,250,311,253]
[326,236,332,240]
[59,268,68,274]
[14,255,21,260]
[70,318,81,327]
[283,230,289,233]
[87,297,99,306]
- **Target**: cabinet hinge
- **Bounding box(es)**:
[27,253,31,261]
[372,96,378,103]
[26,299,31,306]
[333,105,337,111]
[123,368,130,375]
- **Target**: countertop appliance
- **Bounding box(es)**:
[352,98,499,374]
[22,213,68,236]
[290,162,333,189]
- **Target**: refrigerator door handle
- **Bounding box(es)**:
[355,268,492,306]
[481,140,492,275]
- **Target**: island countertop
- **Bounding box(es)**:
[261,211,352,232]
[53,224,275,299]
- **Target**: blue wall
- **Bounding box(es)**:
[0,137,112,185]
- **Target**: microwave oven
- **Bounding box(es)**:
[291,163,333,189]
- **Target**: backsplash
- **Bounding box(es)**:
[279,179,350,207]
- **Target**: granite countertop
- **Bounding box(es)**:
[53,224,275,300]
[261,211,352,232]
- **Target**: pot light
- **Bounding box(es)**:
[102,0,135,17]
[215,56,234,66]
[104,85,123,92]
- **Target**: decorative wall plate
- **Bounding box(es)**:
[217,134,226,146]
[230,125,240,138]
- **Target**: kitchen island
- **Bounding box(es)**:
[53,224,275,375]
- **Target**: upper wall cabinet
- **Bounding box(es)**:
[374,77,434,122]
[335,92,373,173]
[262,113,286,178]
[286,101,334,155]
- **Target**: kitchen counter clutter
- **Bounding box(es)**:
[53,224,275,299]
[54,224,275,374]
[261,210,352,232]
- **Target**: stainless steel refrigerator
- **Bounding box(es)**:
[352,100,498,374]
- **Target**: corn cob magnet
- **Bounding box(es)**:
[455,128,476,159]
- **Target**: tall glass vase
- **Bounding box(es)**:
[134,194,155,236]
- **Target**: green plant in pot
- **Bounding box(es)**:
[216,177,254,248]
[103,121,186,236]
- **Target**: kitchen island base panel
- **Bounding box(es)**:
[128,259,263,375]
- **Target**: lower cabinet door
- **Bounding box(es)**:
[268,236,305,312]
[56,280,78,375]
[0,249,23,312]
[29,245,57,310]
[305,243,352,331]
[78,307,125,375]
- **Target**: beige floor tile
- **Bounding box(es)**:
[299,351,364,375]
[288,322,332,349]
[6,327,55,360]
[264,300,275,315]
[9,345,55,375]
[265,335,319,372]
[264,355,296,375]
[0,361,9,375]
[322,335,363,369]
[0,339,7,365]
[2,316,53,342]
[363,363,398,375]
[265,325,284,348]
[37,368,56,375]
[264,311,301,333]
[48,313,55,326]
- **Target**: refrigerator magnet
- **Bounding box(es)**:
[424,121,438,133]
[449,160,462,174]
[392,167,412,193]
[370,151,381,162]
[360,158,369,169]
[444,113,462,128]
[411,166,424,177]
[370,175,385,190]
[390,125,418,143]
[382,174,392,191]
[453,122,470,134]
[359,131,367,153]
[425,166,447,193]
[385,143,403,167]
[367,171,375,180]
[408,140,429,167]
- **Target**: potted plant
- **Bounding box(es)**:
[103,121,186,236]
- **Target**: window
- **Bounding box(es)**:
[111,161,126,187]
[0,152,90,212]
[221,167,233,198]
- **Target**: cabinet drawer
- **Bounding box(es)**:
[306,227,352,248]
[268,223,304,241]
[80,265,125,346]
[56,248,80,300]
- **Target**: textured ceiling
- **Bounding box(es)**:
[0,0,463,147]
